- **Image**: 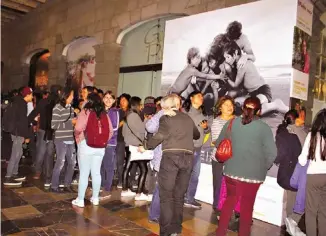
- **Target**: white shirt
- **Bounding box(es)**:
[27,102,34,116]
[299,132,326,174]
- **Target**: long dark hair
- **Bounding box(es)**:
[308,109,326,161]
[129,96,142,114]
[276,109,298,134]
[59,87,73,107]
[242,96,261,125]
[84,93,105,118]
[214,96,235,118]
[183,90,206,115]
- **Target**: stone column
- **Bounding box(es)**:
[94,43,122,94]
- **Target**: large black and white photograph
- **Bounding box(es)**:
[161,0,298,224]
[162,0,296,136]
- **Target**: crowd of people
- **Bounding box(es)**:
[1,85,326,236]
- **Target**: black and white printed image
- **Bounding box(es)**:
[161,0,296,136]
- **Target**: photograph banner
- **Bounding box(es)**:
[66,37,97,102]
[296,0,313,36]
[291,69,309,101]
[161,0,298,226]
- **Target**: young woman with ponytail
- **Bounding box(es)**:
[214,96,277,236]
[274,110,303,228]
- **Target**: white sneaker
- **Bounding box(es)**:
[59,184,65,188]
[90,197,99,206]
[121,189,136,197]
[72,198,84,208]
[294,225,306,236]
[147,194,153,202]
[285,217,297,236]
[117,184,123,189]
[135,193,148,201]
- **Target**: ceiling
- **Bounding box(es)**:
[1,0,47,26]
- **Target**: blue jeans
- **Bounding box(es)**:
[77,140,105,201]
[186,147,202,202]
[101,146,116,191]
[6,135,24,177]
[35,129,55,181]
[51,140,76,189]
[149,183,160,221]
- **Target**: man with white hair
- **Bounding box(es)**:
[140,94,200,236]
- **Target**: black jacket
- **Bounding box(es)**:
[275,127,302,191]
[8,96,31,138]
[145,111,200,153]
[28,98,51,131]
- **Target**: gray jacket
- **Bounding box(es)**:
[185,106,209,148]
[122,111,145,146]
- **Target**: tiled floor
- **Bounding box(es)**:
[1,158,289,236]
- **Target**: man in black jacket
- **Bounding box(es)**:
[28,85,62,187]
[4,87,33,186]
[141,94,200,236]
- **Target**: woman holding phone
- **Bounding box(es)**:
[183,91,210,209]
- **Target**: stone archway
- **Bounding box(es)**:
[116,14,186,99]
[22,49,50,91]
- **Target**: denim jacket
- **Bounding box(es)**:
[145,110,164,172]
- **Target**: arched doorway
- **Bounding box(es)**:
[63,36,98,105]
[28,49,50,90]
[117,15,185,99]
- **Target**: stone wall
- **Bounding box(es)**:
[1,0,257,93]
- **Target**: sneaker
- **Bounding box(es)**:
[121,189,136,197]
[148,218,159,224]
[44,182,51,188]
[71,179,78,185]
[184,200,202,209]
[3,177,22,186]
[90,197,99,206]
[33,172,41,180]
[59,184,65,188]
[135,193,148,201]
[12,174,26,181]
[147,194,153,202]
[285,217,297,236]
[117,183,123,189]
[72,198,85,208]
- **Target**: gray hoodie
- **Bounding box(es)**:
[185,106,209,148]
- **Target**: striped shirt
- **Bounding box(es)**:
[51,104,75,142]
[210,117,228,162]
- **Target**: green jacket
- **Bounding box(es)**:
[215,117,277,182]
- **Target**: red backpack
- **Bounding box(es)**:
[85,111,110,148]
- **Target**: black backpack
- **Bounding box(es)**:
[2,101,16,134]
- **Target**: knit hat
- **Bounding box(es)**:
[21,87,33,97]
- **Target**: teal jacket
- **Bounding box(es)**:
[215,117,277,182]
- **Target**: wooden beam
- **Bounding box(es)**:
[1,17,12,23]
[9,0,38,8]
[1,0,32,13]
[1,11,17,20]
[1,7,25,17]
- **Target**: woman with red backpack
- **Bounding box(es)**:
[72,93,113,208]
